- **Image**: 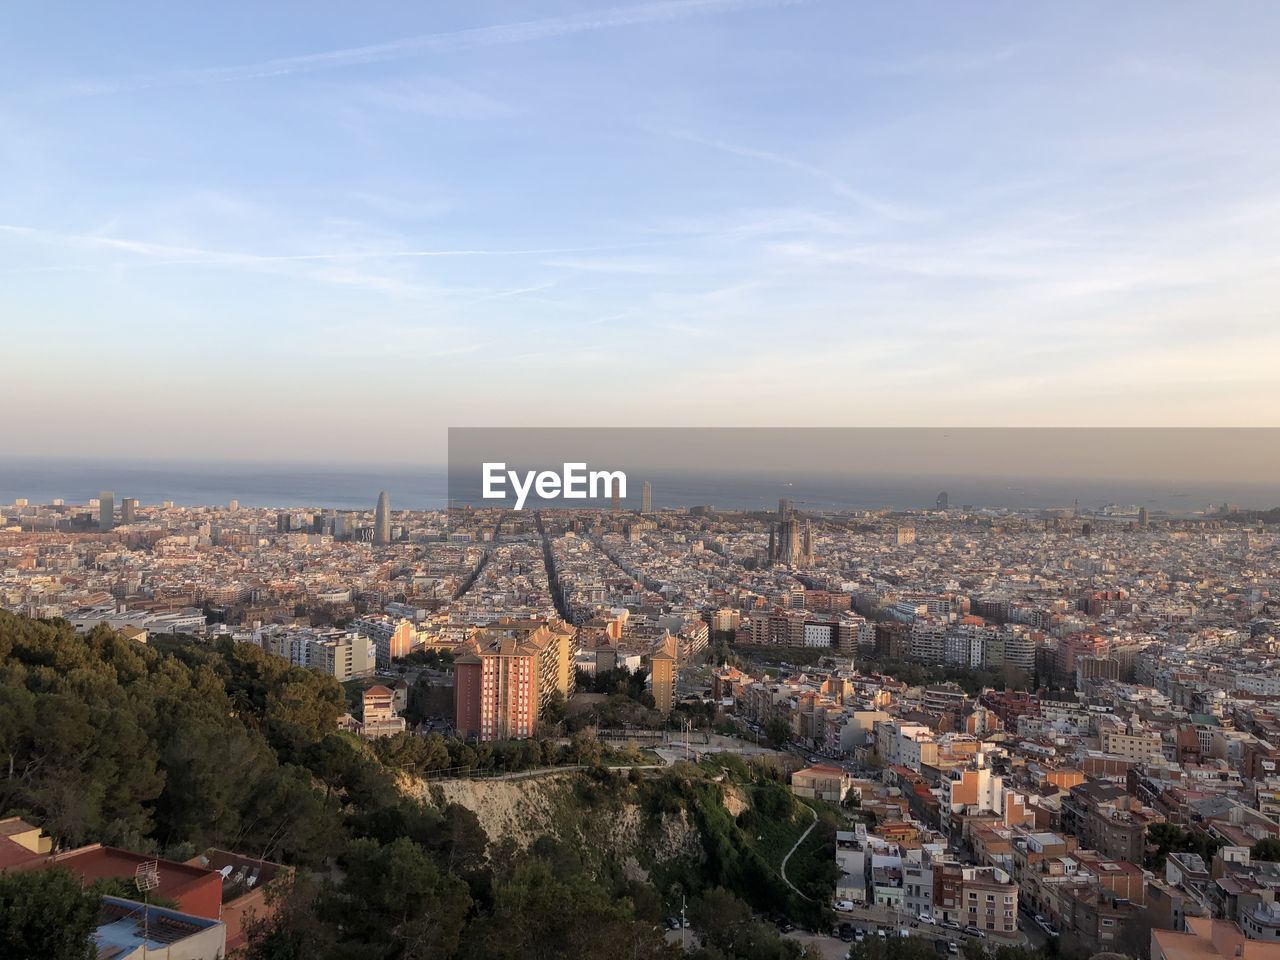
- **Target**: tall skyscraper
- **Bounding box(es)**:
[936,491,949,511]
[1138,506,1149,527]
[374,491,391,545]
[99,491,115,532]
[611,480,621,513]
[228,499,239,512]
[641,480,652,514]
[120,497,138,524]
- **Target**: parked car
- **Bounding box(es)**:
[1044,924,1060,938]
[776,918,794,934]
[1033,914,1047,927]
[664,917,680,930]
[834,899,855,912]
[854,930,865,943]
[963,926,986,939]
[948,943,960,955]
[917,913,935,925]
[941,920,961,931]
[934,939,951,956]
[838,924,855,943]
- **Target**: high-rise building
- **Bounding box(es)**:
[936,491,949,511]
[453,619,576,741]
[120,498,138,524]
[98,492,115,532]
[228,499,239,512]
[649,634,678,714]
[374,491,391,545]
[610,478,622,512]
[897,524,916,546]
[641,480,652,514]
[1138,506,1149,527]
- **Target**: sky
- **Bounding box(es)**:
[2,0,1279,463]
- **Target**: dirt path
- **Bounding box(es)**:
[780,803,819,899]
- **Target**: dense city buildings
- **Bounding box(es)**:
[4,487,1280,951]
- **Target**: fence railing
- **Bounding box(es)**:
[418,763,589,783]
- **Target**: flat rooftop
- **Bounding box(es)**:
[93,897,219,958]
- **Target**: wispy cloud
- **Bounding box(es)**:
[342,77,512,120]
[858,44,1023,77]
[0,222,670,268]
[659,129,921,221]
[47,0,811,98]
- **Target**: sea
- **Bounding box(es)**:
[2,458,1278,516]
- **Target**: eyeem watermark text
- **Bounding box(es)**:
[482,462,626,510]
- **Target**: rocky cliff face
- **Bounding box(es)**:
[411,771,706,880]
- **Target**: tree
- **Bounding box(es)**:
[0,867,98,960]
[690,887,806,960]
[543,689,568,727]
[765,717,792,748]
[464,858,676,960]
[568,729,604,767]
[1146,822,1189,870]
[1253,838,1280,862]
[333,837,471,958]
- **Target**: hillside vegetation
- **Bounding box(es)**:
[0,611,823,960]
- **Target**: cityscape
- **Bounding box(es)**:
[4,1,1280,959]
[3,481,1280,960]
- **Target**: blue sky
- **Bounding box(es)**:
[2,0,1278,461]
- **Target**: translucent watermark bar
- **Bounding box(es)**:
[446,427,1280,516]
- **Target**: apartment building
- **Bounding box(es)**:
[910,618,946,662]
[352,614,416,668]
[261,627,375,681]
[791,764,851,802]
[649,634,678,714]
[876,720,938,770]
[961,865,1019,941]
[453,619,576,741]
[360,684,406,738]
[1100,724,1166,763]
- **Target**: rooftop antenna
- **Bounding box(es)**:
[135,860,160,955]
